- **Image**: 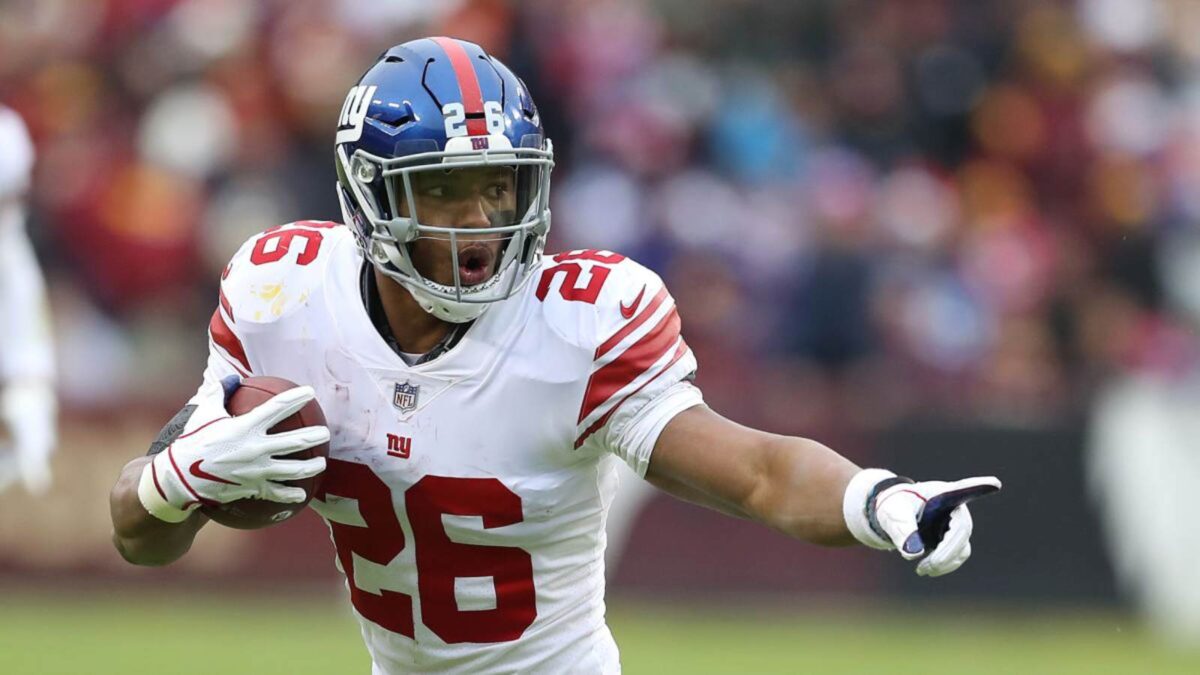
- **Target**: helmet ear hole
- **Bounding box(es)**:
[353,157,377,184]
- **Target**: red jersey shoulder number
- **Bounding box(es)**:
[249,221,339,266]
[535,250,626,304]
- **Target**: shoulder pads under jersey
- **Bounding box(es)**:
[208,221,353,375]
[217,221,353,327]
[533,250,673,351]
[534,249,696,450]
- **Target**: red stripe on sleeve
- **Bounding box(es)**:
[219,288,234,324]
[578,308,682,424]
[209,309,252,375]
[431,37,487,136]
[596,287,669,360]
[575,340,691,449]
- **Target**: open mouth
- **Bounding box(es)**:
[457,244,496,287]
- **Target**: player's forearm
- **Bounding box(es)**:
[110,456,207,566]
[737,434,861,546]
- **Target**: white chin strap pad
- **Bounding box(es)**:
[412,287,489,324]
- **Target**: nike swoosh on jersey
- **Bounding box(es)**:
[189,460,238,485]
[619,285,646,319]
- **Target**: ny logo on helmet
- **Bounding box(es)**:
[393,381,420,413]
[336,85,378,144]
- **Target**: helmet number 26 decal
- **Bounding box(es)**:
[337,85,378,144]
[443,101,505,138]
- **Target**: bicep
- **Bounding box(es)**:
[646,405,863,544]
[643,405,777,518]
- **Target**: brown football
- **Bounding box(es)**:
[199,376,328,529]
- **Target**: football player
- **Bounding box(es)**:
[110,38,1001,673]
[0,104,56,496]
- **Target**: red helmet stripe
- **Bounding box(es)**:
[431,37,487,136]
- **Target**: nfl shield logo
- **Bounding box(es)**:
[393,381,420,413]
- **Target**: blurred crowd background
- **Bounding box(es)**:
[5,0,1200,435]
[5,0,1200,649]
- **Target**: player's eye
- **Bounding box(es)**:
[484,183,510,199]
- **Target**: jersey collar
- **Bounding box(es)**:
[359,261,472,366]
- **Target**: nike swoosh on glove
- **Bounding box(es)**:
[137,384,329,523]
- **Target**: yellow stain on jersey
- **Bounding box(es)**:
[258,283,283,301]
[249,282,290,318]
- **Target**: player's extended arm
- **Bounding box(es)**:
[646,405,1000,576]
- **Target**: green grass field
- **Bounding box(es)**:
[1,592,1197,674]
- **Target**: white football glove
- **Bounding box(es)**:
[843,468,1001,577]
[0,380,57,496]
[137,384,329,523]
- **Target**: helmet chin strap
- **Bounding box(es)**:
[405,259,521,324]
[371,220,523,325]
[371,245,494,324]
[408,284,490,324]
[341,190,487,324]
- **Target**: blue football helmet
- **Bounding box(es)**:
[335,37,554,323]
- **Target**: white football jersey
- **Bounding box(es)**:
[191,221,701,673]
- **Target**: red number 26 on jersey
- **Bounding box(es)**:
[314,460,537,644]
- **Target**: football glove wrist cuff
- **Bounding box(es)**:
[843,468,912,550]
[137,460,196,523]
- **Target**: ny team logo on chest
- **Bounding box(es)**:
[393,381,420,413]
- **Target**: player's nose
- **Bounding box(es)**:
[452,195,492,230]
